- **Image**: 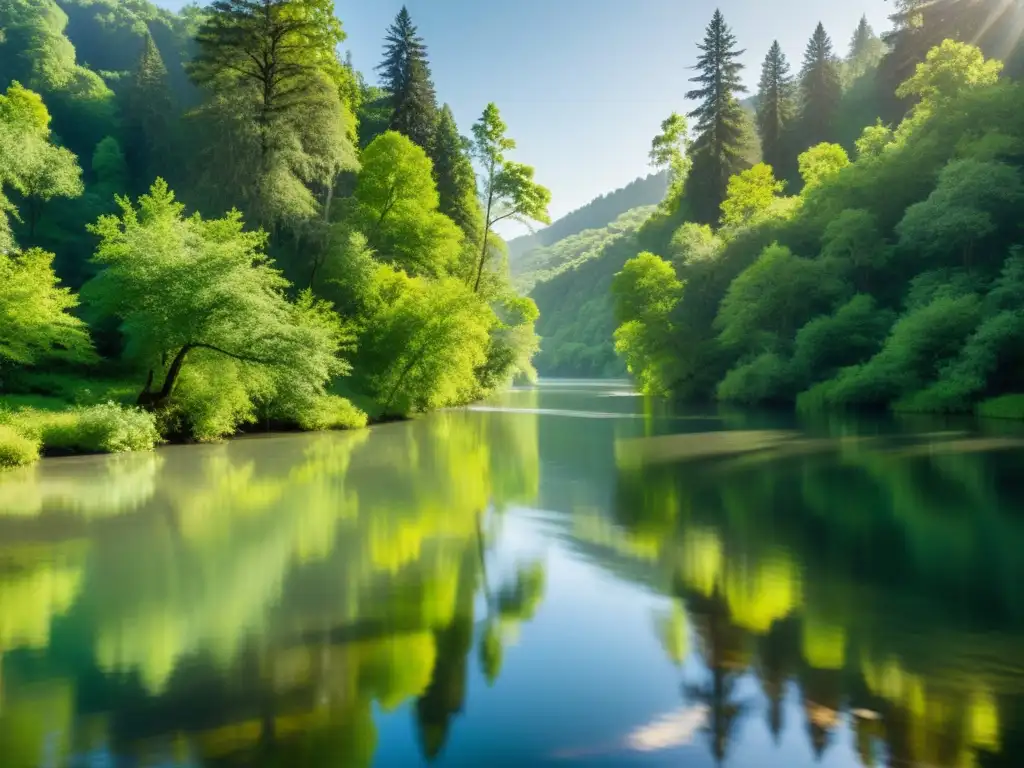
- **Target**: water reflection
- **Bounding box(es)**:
[0,384,1023,767]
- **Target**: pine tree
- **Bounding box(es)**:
[377,6,438,153]
[684,9,749,225]
[432,104,482,244]
[799,23,842,149]
[845,15,885,83]
[123,33,174,192]
[756,40,796,181]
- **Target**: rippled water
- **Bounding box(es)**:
[2,381,1024,767]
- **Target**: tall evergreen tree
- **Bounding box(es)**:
[756,41,796,181]
[377,6,438,153]
[844,15,885,84]
[684,9,748,225]
[432,104,483,244]
[122,33,174,193]
[798,23,842,149]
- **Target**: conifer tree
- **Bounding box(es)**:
[123,33,174,193]
[845,15,885,83]
[684,9,748,225]
[756,41,797,181]
[377,6,438,153]
[799,23,842,148]
[432,104,483,243]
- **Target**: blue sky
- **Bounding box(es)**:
[154,0,892,233]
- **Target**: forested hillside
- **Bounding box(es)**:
[611,1,1024,419]
[513,205,655,292]
[506,171,667,263]
[0,0,551,469]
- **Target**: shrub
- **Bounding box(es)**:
[894,311,1024,413]
[977,394,1024,420]
[717,353,798,404]
[295,395,368,432]
[11,403,159,455]
[819,294,982,408]
[792,295,895,377]
[0,424,40,469]
[163,356,263,442]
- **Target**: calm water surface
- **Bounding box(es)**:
[2,381,1024,767]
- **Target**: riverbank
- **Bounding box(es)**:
[0,373,375,471]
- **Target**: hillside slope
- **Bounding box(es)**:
[514,205,655,293]
[507,171,668,263]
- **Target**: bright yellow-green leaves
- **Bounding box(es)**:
[84,179,350,438]
[353,131,462,278]
[896,39,1003,107]
[612,252,682,395]
[720,162,786,229]
[472,102,551,293]
[649,112,693,206]
[798,142,850,192]
[0,248,94,366]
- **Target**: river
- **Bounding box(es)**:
[1,380,1024,767]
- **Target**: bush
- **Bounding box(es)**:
[11,403,160,455]
[816,294,982,408]
[977,394,1024,420]
[163,356,263,442]
[295,395,368,431]
[0,424,40,469]
[717,352,798,404]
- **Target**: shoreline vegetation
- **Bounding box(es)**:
[0,1,552,470]
[606,11,1024,422]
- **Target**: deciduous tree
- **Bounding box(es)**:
[471,103,551,293]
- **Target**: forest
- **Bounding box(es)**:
[538,0,1024,414]
[0,0,551,469]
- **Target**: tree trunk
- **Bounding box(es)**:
[474,180,495,294]
[138,345,192,409]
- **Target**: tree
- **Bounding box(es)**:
[844,15,886,84]
[377,6,438,153]
[91,137,129,194]
[0,248,94,369]
[432,104,483,244]
[895,39,1003,112]
[188,0,345,162]
[0,82,83,244]
[122,33,175,193]
[471,103,551,293]
[756,41,797,180]
[896,159,1023,269]
[684,10,749,225]
[649,112,692,207]
[353,266,492,415]
[186,0,356,232]
[715,243,842,350]
[854,119,895,160]
[611,251,682,394]
[350,131,462,278]
[83,180,349,416]
[797,143,849,192]
[720,163,786,229]
[799,23,842,148]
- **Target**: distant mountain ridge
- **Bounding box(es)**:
[508,171,668,263]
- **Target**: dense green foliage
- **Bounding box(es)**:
[0,0,551,466]
[612,35,1024,417]
[513,205,655,293]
